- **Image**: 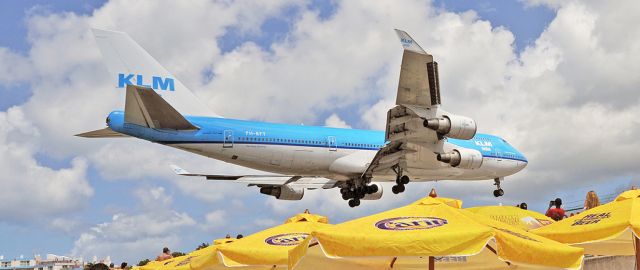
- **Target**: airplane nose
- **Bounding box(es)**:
[516,154,528,171]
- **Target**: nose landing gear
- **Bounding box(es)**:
[493,177,504,197]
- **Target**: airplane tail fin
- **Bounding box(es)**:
[92,28,216,117]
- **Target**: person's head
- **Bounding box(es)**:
[554,198,562,208]
[163,247,170,254]
[519,202,528,210]
[236,234,243,239]
[109,263,114,268]
[120,263,127,269]
[585,191,600,208]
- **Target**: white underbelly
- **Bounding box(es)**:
[169,143,354,176]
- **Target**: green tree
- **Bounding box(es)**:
[171,252,186,257]
[196,242,210,250]
[137,259,150,267]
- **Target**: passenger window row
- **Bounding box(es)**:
[237,137,383,148]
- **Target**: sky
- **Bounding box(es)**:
[0,0,639,264]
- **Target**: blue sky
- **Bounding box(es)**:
[0,0,638,263]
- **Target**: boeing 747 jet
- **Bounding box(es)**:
[79,29,527,207]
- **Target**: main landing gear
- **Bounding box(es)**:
[493,177,504,197]
[392,166,410,194]
[340,178,379,208]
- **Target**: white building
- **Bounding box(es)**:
[0,255,83,270]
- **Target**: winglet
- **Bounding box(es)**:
[394,29,426,54]
[170,164,191,175]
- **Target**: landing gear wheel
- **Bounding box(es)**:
[392,184,405,194]
[348,199,357,207]
[400,175,410,185]
[492,178,504,197]
[367,184,379,194]
[348,199,361,207]
[342,192,350,200]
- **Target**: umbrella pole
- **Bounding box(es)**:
[428,256,434,270]
[635,235,639,270]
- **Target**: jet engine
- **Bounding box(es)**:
[423,114,477,140]
[437,148,483,169]
[362,183,383,200]
[259,185,304,200]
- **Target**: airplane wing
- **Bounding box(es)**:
[361,30,449,178]
[170,165,339,189]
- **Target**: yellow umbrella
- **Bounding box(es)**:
[215,212,332,268]
[141,238,236,270]
[466,206,554,231]
[290,197,583,270]
[615,189,640,201]
[531,190,640,263]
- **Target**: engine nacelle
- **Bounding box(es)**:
[424,114,477,140]
[259,185,304,200]
[437,148,483,169]
[362,183,383,200]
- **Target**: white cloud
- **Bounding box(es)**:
[0,107,92,221]
[71,212,195,261]
[324,113,351,128]
[135,186,173,207]
[201,210,227,231]
[0,48,32,85]
[71,187,196,262]
[49,218,82,234]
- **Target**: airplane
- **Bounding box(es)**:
[78,29,527,207]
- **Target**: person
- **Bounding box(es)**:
[518,202,528,210]
[584,190,600,210]
[120,262,127,270]
[90,263,110,270]
[156,247,173,261]
[545,198,567,221]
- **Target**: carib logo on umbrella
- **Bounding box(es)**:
[375,216,448,230]
[264,233,309,246]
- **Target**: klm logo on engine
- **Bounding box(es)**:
[117,73,175,91]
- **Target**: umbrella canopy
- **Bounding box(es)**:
[290,197,583,270]
[216,212,332,268]
[465,206,554,231]
[139,238,236,270]
[531,190,640,256]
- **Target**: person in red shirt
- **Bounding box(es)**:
[546,198,567,221]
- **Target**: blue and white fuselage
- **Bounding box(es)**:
[107,111,527,182]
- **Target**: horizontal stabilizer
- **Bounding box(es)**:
[170,165,338,189]
[75,127,129,138]
[125,84,198,130]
